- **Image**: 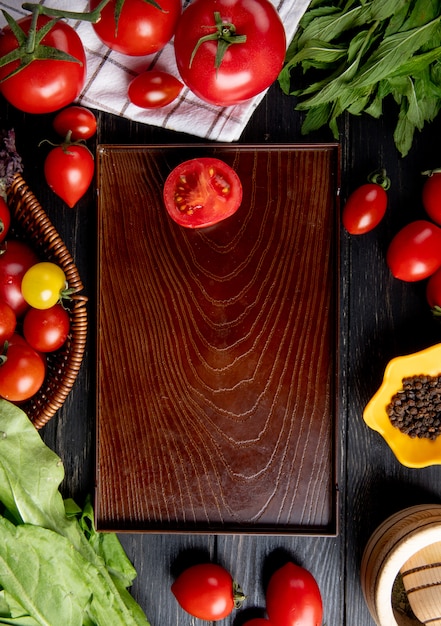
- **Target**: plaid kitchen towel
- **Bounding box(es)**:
[0,0,310,141]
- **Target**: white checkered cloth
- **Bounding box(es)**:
[0,0,310,141]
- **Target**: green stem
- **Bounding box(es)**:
[21,0,112,24]
[25,6,39,54]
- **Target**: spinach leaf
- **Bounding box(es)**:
[0,400,150,626]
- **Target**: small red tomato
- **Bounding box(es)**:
[342,170,390,235]
[0,240,39,317]
[44,144,94,208]
[53,106,97,141]
[0,300,16,343]
[163,157,243,229]
[171,563,245,621]
[266,562,323,626]
[0,197,11,243]
[23,304,70,352]
[386,220,441,282]
[90,0,182,56]
[0,334,46,401]
[422,171,441,226]
[128,70,183,109]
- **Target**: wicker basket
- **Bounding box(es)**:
[5,173,88,429]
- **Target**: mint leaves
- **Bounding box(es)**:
[279,0,441,157]
[0,399,150,626]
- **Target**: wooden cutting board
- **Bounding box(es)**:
[95,144,340,534]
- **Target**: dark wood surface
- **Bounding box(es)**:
[2,80,441,625]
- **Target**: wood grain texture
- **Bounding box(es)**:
[95,144,340,533]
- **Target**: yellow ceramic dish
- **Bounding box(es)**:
[363,343,441,468]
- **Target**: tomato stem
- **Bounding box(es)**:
[232,580,246,609]
[422,168,441,176]
[190,11,247,72]
[367,168,391,190]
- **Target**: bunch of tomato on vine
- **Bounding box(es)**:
[0,200,72,402]
[342,168,441,316]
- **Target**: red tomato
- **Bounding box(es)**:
[422,171,441,226]
[266,563,323,626]
[0,15,86,114]
[171,563,244,620]
[128,71,183,109]
[426,266,441,309]
[0,334,46,401]
[163,157,243,228]
[0,240,39,317]
[23,304,70,353]
[44,144,94,208]
[386,220,441,282]
[0,197,11,243]
[342,183,388,234]
[174,0,286,106]
[90,0,182,56]
[53,106,97,141]
[0,301,16,344]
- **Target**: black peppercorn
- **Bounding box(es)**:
[387,375,441,440]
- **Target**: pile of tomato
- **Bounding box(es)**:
[343,169,441,313]
[0,0,286,115]
[0,199,71,402]
[171,561,323,625]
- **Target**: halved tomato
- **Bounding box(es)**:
[163,157,243,229]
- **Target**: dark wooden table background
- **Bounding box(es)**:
[2,76,441,625]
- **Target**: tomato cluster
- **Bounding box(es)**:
[386,172,441,312]
[171,561,323,625]
[344,167,441,313]
[0,205,71,402]
[0,0,285,116]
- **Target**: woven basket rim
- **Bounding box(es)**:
[6,173,88,428]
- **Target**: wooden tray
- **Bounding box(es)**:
[95,143,340,534]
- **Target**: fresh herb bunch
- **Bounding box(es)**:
[279,0,441,157]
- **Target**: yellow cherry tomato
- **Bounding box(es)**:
[21,262,67,310]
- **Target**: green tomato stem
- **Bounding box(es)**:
[367,168,391,190]
[190,11,247,71]
[21,0,112,23]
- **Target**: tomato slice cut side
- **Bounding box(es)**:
[163,158,243,229]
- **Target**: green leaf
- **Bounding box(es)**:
[350,16,441,89]
[0,400,151,626]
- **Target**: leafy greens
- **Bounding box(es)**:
[0,399,150,626]
[279,0,441,156]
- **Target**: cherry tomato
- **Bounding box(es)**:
[342,170,390,235]
[163,157,243,228]
[23,304,70,353]
[0,197,11,243]
[422,171,441,226]
[174,0,286,106]
[0,301,16,344]
[0,15,86,114]
[44,144,94,208]
[171,563,245,621]
[266,563,323,626]
[0,240,39,317]
[90,0,182,56]
[128,71,183,109]
[21,262,67,310]
[0,334,46,402]
[386,220,441,282]
[53,106,97,141]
